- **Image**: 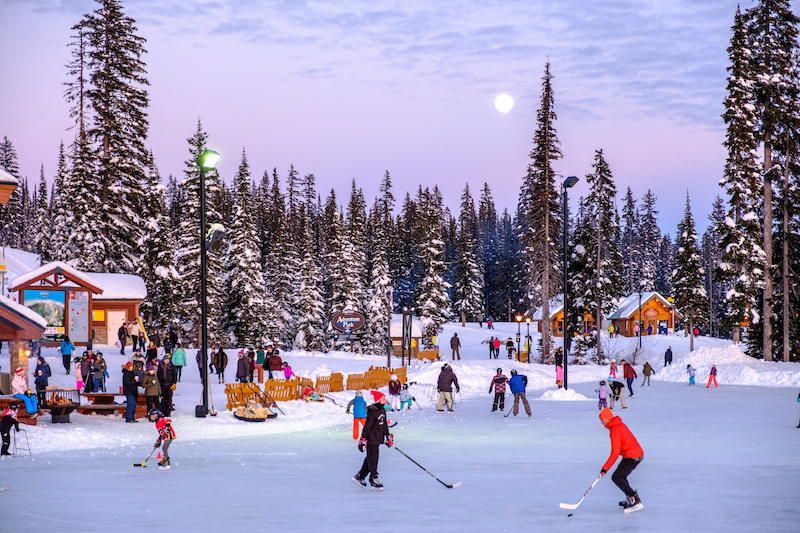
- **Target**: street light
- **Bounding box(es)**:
[195,149,220,418]
[525,316,531,363]
[515,314,522,361]
[638,279,646,349]
[562,176,578,390]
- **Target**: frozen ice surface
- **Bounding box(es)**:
[1,321,799,532]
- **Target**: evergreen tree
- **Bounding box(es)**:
[672,193,708,351]
[656,234,674,297]
[478,183,499,318]
[50,142,72,262]
[620,187,640,294]
[67,133,105,271]
[263,169,292,346]
[637,190,661,290]
[293,221,326,351]
[364,196,392,355]
[416,188,451,347]
[34,166,52,262]
[391,193,421,309]
[226,149,267,347]
[0,136,23,248]
[454,184,484,323]
[702,196,728,337]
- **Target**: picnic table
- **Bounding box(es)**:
[77,393,148,419]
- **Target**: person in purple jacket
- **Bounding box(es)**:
[707,364,719,388]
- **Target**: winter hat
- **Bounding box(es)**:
[600,380,606,385]
[15,367,24,375]
[371,391,386,403]
[599,407,614,421]
[390,374,398,381]
[124,362,133,369]
[355,391,363,397]
[496,368,502,373]
[238,349,244,356]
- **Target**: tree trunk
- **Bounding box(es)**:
[783,148,790,362]
[763,144,773,361]
[689,318,694,352]
[596,208,603,363]
[461,311,466,328]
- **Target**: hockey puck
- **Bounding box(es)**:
[567,514,573,517]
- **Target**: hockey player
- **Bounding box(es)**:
[1,404,20,456]
[352,392,393,491]
[149,408,176,469]
[489,368,508,412]
[598,407,644,513]
[509,369,531,417]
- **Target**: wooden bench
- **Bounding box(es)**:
[77,393,148,419]
[0,396,41,426]
[417,349,440,361]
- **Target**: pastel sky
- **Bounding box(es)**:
[0,0,771,234]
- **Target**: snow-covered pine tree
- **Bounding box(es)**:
[34,166,52,262]
[49,142,72,262]
[620,187,639,294]
[0,136,23,249]
[672,193,708,351]
[478,183,499,318]
[745,0,800,360]
[566,197,594,352]
[175,120,226,347]
[496,208,522,322]
[454,184,484,324]
[390,193,420,310]
[262,169,292,347]
[226,149,267,347]
[636,190,660,290]
[344,180,368,315]
[364,195,392,355]
[519,62,562,361]
[67,133,105,271]
[702,196,727,337]
[416,187,451,348]
[583,150,623,362]
[718,6,765,345]
[138,152,180,329]
[293,219,326,351]
[84,0,150,273]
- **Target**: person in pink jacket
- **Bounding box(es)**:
[556,364,564,389]
[282,362,295,379]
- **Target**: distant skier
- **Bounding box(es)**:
[686,364,697,386]
[641,362,655,387]
[707,364,718,388]
[509,369,531,417]
[664,347,673,366]
[0,404,20,456]
[450,333,461,360]
[352,392,392,491]
[388,374,402,411]
[149,408,176,469]
[489,368,508,412]
[608,380,628,411]
[595,381,608,410]
[436,364,459,413]
[622,361,637,397]
[598,407,644,513]
[346,390,367,440]
[59,336,75,374]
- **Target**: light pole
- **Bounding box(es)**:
[562,176,579,390]
[195,149,220,418]
[387,286,393,367]
[525,316,531,363]
[515,314,522,361]
[638,279,646,349]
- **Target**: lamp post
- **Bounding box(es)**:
[562,176,579,390]
[387,286,393,367]
[195,149,220,418]
[525,316,531,363]
[515,314,522,361]
[638,279,646,349]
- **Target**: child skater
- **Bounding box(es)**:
[595,380,609,410]
[707,364,718,388]
[282,362,295,380]
[687,364,697,386]
[148,408,176,469]
[399,384,414,410]
[346,391,367,440]
[609,359,618,381]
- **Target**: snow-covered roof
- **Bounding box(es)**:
[532,296,564,321]
[0,295,48,328]
[0,167,17,185]
[90,273,147,301]
[607,291,675,320]
[389,316,424,337]
[8,261,105,293]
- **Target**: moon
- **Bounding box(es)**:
[495,94,514,113]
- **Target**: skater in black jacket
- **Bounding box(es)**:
[352,391,393,490]
[1,404,20,456]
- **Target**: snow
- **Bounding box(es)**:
[1,321,799,532]
[89,273,147,300]
[607,291,674,320]
[0,295,48,328]
[8,261,105,293]
[389,315,424,337]
[0,166,17,185]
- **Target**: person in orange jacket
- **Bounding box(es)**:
[599,407,644,512]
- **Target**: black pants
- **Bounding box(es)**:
[492,392,505,411]
[131,336,139,352]
[62,354,71,373]
[161,387,173,416]
[120,338,127,354]
[612,457,642,497]
[176,366,183,381]
[358,444,380,480]
[1,431,10,455]
[146,396,159,413]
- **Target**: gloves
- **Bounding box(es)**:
[154,440,161,448]
[412,397,416,401]
[456,386,460,393]
[600,469,607,476]
[358,438,366,452]
[346,410,351,415]
[386,434,393,447]
[171,384,176,392]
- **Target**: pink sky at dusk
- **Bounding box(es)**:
[1,0,753,233]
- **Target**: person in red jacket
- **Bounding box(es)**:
[622,361,637,398]
[599,407,643,512]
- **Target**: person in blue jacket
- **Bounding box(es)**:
[346,391,368,440]
[60,336,76,374]
[509,369,531,417]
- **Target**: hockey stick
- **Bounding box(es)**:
[208,382,217,416]
[504,405,514,417]
[261,389,285,416]
[559,474,602,510]
[394,447,462,489]
[133,446,158,467]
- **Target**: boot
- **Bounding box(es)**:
[351,475,367,488]
[369,477,383,491]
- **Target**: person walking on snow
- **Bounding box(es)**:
[171,343,186,382]
[707,364,718,388]
[595,381,608,409]
[509,369,532,417]
[664,346,673,366]
[436,364,459,413]
[59,336,75,374]
[450,333,461,360]
[489,337,495,359]
[489,368,508,412]
[352,391,393,491]
[686,364,697,386]
[127,320,141,355]
[622,361,637,397]
[608,380,628,410]
[118,322,129,355]
[213,348,228,384]
[149,408,176,468]
[641,362,655,386]
[493,338,501,358]
[388,374,402,411]
[598,407,644,512]
[157,355,178,416]
[346,391,367,440]
[506,338,514,359]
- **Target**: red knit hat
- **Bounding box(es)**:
[16,367,24,375]
[599,407,614,421]
[371,391,385,402]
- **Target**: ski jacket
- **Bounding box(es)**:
[361,403,390,445]
[602,416,644,472]
[80,357,92,377]
[595,384,608,399]
[256,349,266,365]
[609,381,625,399]
[623,363,637,379]
[158,361,178,386]
[171,348,187,367]
[146,347,158,364]
[268,354,283,372]
[509,374,527,394]
[143,373,161,397]
[389,380,401,395]
[0,412,19,434]
[490,374,508,393]
[128,322,141,337]
[437,367,459,393]
[156,417,176,442]
[151,333,162,348]
[122,368,139,396]
[642,363,655,376]
[283,366,295,379]
[664,349,673,361]
[60,340,75,356]
[11,374,27,395]
[236,357,249,381]
[118,325,128,341]
[493,339,500,349]
[399,389,411,402]
[609,362,618,376]
[710,366,717,376]
[92,357,107,379]
[687,366,696,377]
[450,335,461,349]
[34,358,51,389]
[347,396,367,418]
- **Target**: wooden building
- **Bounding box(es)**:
[607,291,680,337]
[533,301,595,338]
